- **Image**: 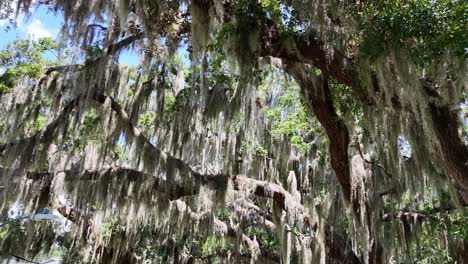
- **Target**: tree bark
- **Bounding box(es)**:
[429,102,468,204]
[285,63,353,205]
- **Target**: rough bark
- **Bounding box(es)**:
[285,63,352,205]
[421,79,468,204]
[285,63,384,264]
[429,102,468,204]
[324,225,362,264]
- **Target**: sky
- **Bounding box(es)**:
[0,5,61,44]
[0,4,140,66]
[0,2,195,69]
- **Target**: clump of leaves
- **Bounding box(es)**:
[254,145,268,157]
[227,113,243,134]
[164,92,176,113]
[239,140,250,155]
[84,41,104,62]
[216,208,235,223]
[110,145,128,161]
[100,217,125,243]
[201,236,235,258]
[75,109,102,149]
[329,79,363,120]
[138,111,156,132]
[80,109,100,136]
[359,0,467,65]
[25,115,47,135]
[0,37,58,93]
[264,72,317,154]
[410,209,468,263]
[245,226,279,252]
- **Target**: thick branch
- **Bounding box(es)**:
[419,78,468,204]
[257,13,355,87]
[104,31,143,56]
[87,24,108,31]
[382,205,466,222]
[54,198,275,263]
[429,102,468,204]
[285,63,352,204]
[0,97,80,154]
[91,92,310,217]
[32,165,307,222]
[350,142,392,178]
[324,224,362,264]
[382,211,429,222]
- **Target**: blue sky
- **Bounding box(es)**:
[0,4,140,66]
[0,5,61,45]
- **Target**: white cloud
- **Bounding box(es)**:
[25,18,58,40]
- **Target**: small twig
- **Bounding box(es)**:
[0,215,31,228]
[0,250,39,263]
[377,185,397,197]
[87,24,108,31]
[204,161,215,175]
[350,142,393,178]
[382,204,466,222]
[382,210,429,222]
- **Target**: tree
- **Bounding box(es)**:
[0,0,467,263]
[0,37,59,93]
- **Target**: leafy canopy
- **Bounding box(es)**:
[0,37,58,93]
[359,0,468,64]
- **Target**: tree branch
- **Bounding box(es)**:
[0,97,80,154]
[90,92,311,218]
[53,198,274,263]
[350,142,393,179]
[285,63,352,205]
[87,24,108,31]
[103,31,143,56]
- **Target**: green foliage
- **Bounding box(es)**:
[245,226,279,252]
[26,115,47,134]
[316,148,327,166]
[164,92,176,114]
[359,0,468,64]
[254,145,268,157]
[74,109,102,149]
[110,145,128,161]
[238,141,269,158]
[448,210,468,240]
[0,221,26,253]
[127,66,139,90]
[260,0,282,25]
[206,34,240,96]
[411,210,468,263]
[0,217,58,260]
[0,37,58,93]
[227,113,243,134]
[138,111,156,131]
[263,72,317,154]
[216,208,235,223]
[313,68,322,76]
[412,221,452,263]
[201,236,235,258]
[384,186,468,262]
[329,79,363,119]
[259,0,300,32]
[239,140,250,155]
[84,41,103,62]
[80,109,100,136]
[100,217,125,243]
